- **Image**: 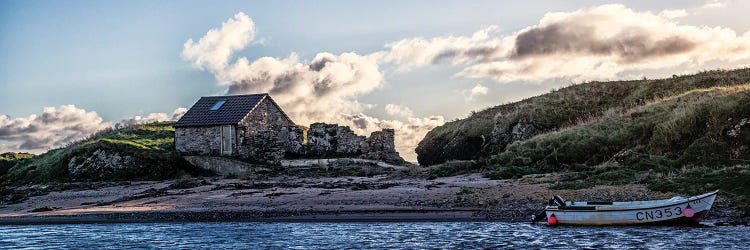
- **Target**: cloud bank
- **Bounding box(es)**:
[386,4,750,82]
[0,105,110,153]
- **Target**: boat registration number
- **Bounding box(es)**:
[635,199,700,221]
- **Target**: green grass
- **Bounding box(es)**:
[1,122,206,185]
[488,84,750,172]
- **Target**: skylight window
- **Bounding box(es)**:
[210,100,226,111]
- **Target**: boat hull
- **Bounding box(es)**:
[545,191,717,226]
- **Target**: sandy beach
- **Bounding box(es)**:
[1,173,741,225]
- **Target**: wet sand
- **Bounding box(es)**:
[0,174,738,224]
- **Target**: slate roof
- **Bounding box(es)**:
[174,93,269,127]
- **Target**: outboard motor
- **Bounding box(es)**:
[533,195,567,223]
[548,195,566,207]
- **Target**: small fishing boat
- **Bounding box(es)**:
[532,190,718,226]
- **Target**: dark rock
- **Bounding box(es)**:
[169,179,211,189]
[29,206,59,213]
[264,192,297,197]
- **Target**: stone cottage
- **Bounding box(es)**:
[175,94,405,165]
[174,93,294,156]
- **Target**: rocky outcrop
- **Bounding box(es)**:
[416,121,489,166]
[68,149,138,180]
[66,149,203,181]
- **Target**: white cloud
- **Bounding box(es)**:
[171,107,188,121]
[217,51,384,126]
[182,12,256,74]
[0,105,110,153]
[383,26,511,69]
[463,83,489,100]
[385,4,750,83]
[385,104,414,118]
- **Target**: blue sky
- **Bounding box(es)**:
[2,0,749,159]
[1,0,720,120]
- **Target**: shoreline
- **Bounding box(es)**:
[1,174,745,226]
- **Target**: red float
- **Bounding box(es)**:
[548,214,558,226]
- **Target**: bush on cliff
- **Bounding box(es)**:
[1,122,207,185]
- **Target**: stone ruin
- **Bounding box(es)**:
[237,123,404,165]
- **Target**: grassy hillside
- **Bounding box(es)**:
[418,68,750,210]
[0,122,206,185]
[418,68,750,165]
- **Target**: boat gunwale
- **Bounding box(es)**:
[546,190,718,213]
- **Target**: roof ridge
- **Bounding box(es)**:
[201,93,269,98]
[174,93,269,127]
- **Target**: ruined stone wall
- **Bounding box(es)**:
[305,123,366,157]
[236,122,404,165]
[175,126,222,156]
[361,129,402,163]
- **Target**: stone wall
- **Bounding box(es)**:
[183,156,260,176]
[361,129,402,163]
[236,123,404,165]
[175,126,222,156]
[305,123,366,157]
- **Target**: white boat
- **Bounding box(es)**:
[534,190,718,226]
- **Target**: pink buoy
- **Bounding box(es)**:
[684,205,695,218]
[548,214,558,226]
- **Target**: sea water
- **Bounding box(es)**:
[1,222,748,249]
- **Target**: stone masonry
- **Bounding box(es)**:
[175,126,222,155]
[237,123,404,165]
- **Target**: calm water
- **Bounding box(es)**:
[0,222,748,249]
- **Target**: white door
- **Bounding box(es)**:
[221,125,235,156]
